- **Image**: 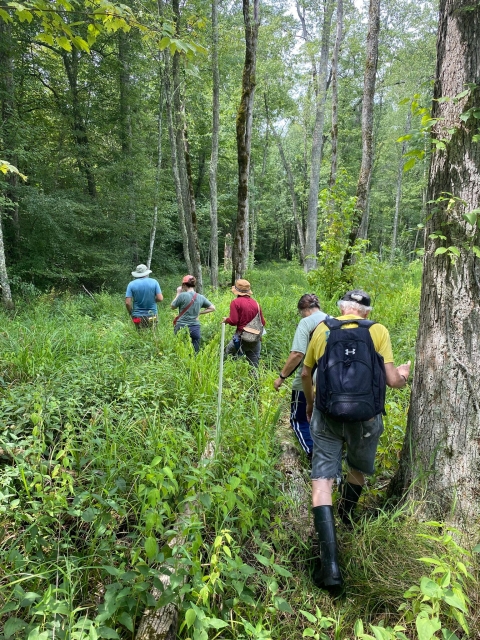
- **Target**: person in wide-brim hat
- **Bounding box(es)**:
[125,264,163,329]
[223,278,265,368]
[231,279,253,296]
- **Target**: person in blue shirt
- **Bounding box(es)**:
[125,264,163,329]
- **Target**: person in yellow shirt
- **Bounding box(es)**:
[301,290,411,592]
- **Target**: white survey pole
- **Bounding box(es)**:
[215,322,226,451]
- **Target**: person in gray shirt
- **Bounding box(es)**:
[171,275,215,353]
[274,294,328,461]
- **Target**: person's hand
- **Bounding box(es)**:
[222,317,227,323]
[306,402,313,423]
[397,360,411,382]
[273,377,283,391]
[176,285,182,294]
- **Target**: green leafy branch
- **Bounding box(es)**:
[0,0,207,58]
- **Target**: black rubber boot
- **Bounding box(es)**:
[337,482,363,527]
[312,505,343,592]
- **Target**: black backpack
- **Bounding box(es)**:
[315,318,386,422]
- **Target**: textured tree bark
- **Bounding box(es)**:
[342,0,380,267]
[164,56,193,275]
[232,0,260,282]
[302,0,335,272]
[264,94,305,261]
[0,220,14,310]
[61,50,97,199]
[118,30,138,264]
[171,0,203,290]
[390,111,411,263]
[148,69,164,270]
[0,20,20,256]
[389,0,480,526]
[209,18,220,289]
[328,0,343,191]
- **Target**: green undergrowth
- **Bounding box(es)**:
[0,262,478,640]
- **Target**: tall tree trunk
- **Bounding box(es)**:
[61,49,97,198]
[171,0,203,291]
[264,94,305,261]
[164,55,193,274]
[302,0,335,272]
[209,0,220,289]
[148,67,164,270]
[0,20,20,256]
[389,0,480,526]
[118,30,138,264]
[342,0,380,267]
[0,220,14,310]
[232,0,260,282]
[329,0,343,190]
[390,111,411,262]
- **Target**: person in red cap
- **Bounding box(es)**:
[171,275,215,353]
[223,279,265,368]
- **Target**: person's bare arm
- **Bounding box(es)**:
[301,364,314,422]
[274,351,304,391]
[385,360,411,388]
[199,305,215,315]
[125,297,133,315]
[156,292,164,302]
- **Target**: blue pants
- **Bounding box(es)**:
[175,323,201,353]
[290,390,313,456]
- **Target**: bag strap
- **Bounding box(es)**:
[324,317,376,331]
[173,292,198,326]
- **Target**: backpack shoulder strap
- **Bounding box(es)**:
[324,317,343,331]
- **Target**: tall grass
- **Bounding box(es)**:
[0,263,477,640]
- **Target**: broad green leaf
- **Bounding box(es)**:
[27,628,49,640]
[302,629,315,638]
[300,610,317,624]
[472,543,480,552]
[98,627,120,639]
[455,89,470,100]
[19,592,40,607]
[57,36,72,51]
[403,157,416,172]
[36,32,55,46]
[102,565,119,576]
[4,617,27,639]
[273,597,293,613]
[0,8,13,21]
[16,8,32,22]
[420,577,443,598]
[81,507,96,522]
[253,553,271,566]
[272,563,293,577]
[441,628,461,640]
[442,589,467,613]
[117,612,133,632]
[397,134,412,142]
[354,619,364,635]
[463,212,478,225]
[447,246,460,256]
[205,617,228,629]
[145,536,158,559]
[416,613,441,640]
[370,625,393,640]
[185,608,196,628]
[434,247,447,255]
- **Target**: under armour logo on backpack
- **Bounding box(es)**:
[345,348,356,355]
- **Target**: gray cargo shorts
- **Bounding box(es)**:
[310,406,384,480]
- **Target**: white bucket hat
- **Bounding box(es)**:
[131,264,152,278]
